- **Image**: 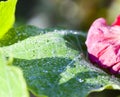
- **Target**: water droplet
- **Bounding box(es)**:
[42,70,48,73]
[77,78,84,83]
[58,68,63,73]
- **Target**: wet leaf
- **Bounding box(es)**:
[1,27,120,97]
[0,25,43,47]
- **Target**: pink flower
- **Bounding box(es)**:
[85,15,120,74]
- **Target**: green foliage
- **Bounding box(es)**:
[0,1,29,97]
[0,0,17,38]
[0,51,29,97]
[1,26,120,97]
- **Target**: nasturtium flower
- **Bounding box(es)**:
[85,15,120,74]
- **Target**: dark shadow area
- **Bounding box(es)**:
[88,89,120,97]
[12,57,112,97]
[63,31,87,55]
[0,0,7,1]
[16,0,39,20]
[29,92,36,97]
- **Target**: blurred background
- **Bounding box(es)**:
[15,0,120,31]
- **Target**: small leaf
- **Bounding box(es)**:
[0,50,29,97]
[0,0,17,38]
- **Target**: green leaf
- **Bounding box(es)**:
[1,27,120,97]
[0,50,29,97]
[13,55,120,97]
[0,0,17,38]
[0,25,42,47]
[2,32,79,59]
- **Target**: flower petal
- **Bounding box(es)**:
[112,15,120,26]
[85,15,120,74]
[111,63,120,74]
